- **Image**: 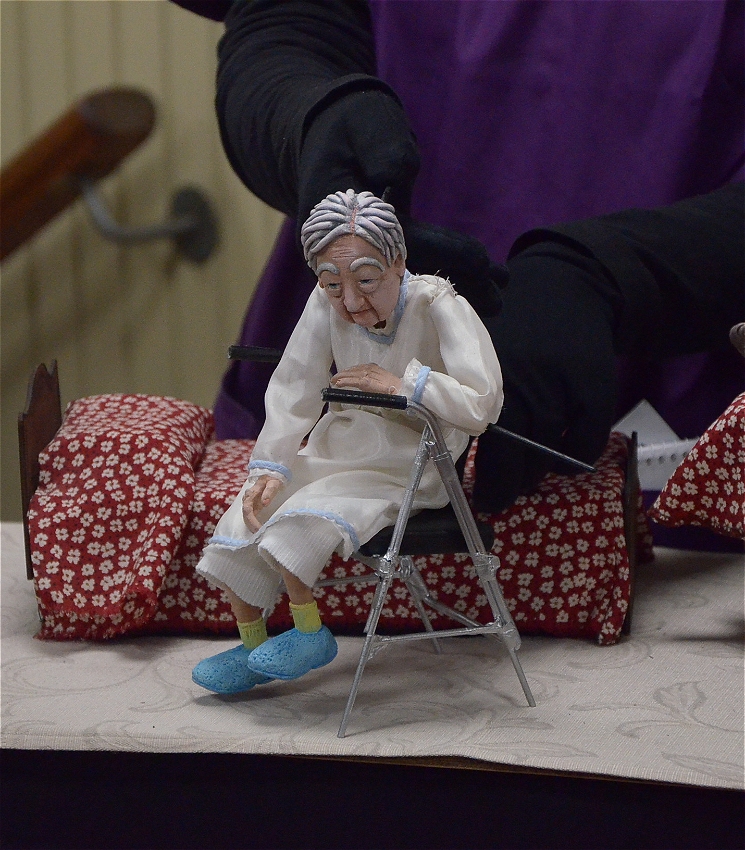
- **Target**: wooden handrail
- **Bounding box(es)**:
[1,87,155,261]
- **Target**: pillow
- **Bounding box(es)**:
[139,439,253,635]
[649,393,745,541]
[29,394,214,639]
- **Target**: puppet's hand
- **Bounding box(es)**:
[331,364,402,396]
[242,475,283,532]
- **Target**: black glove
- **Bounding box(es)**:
[300,90,506,316]
[400,216,507,317]
[473,241,619,512]
[473,182,745,512]
[216,0,505,316]
[298,89,420,226]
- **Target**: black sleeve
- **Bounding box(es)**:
[168,0,233,21]
[509,181,745,357]
[216,0,396,215]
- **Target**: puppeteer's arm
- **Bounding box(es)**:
[399,285,504,436]
[247,287,334,483]
[214,0,501,315]
[472,181,745,511]
[509,180,745,358]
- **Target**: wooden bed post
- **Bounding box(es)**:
[18,362,62,580]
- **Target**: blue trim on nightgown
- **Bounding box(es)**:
[248,460,292,481]
[412,366,431,404]
[209,508,361,553]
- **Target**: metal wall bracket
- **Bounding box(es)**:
[79,176,219,263]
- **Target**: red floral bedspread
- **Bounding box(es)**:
[28,394,651,646]
[650,393,745,541]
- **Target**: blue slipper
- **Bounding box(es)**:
[192,644,273,694]
[246,626,338,681]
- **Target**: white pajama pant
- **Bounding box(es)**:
[197,514,345,609]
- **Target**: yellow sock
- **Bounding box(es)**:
[290,600,322,634]
[237,617,268,650]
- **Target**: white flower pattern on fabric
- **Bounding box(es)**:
[651,393,745,540]
[29,402,648,646]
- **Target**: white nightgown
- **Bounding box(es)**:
[197,273,503,607]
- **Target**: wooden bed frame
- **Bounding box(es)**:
[18,361,61,581]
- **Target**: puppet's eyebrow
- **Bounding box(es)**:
[350,257,385,272]
[316,262,340,275]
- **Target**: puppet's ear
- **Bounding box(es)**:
[392,253,406,275]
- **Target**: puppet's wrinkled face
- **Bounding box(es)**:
[315,235,405,328]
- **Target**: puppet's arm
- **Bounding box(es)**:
[398,285,504,436]
[331,363,402,397]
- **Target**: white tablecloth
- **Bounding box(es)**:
[2,522,742,788]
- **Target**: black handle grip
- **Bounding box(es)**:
[228,345,283,363]
[322,387,409,410]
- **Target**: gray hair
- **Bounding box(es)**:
[300,189,407,271]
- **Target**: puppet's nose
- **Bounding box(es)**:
[343,285,366,312]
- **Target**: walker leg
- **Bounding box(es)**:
[508,647,536,707]
[401,558,442,654]
[338,571,394,737]
[475,557,536,706]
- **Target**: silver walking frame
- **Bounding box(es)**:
[318,388,536,738]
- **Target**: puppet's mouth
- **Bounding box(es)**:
[349,307,377,325]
